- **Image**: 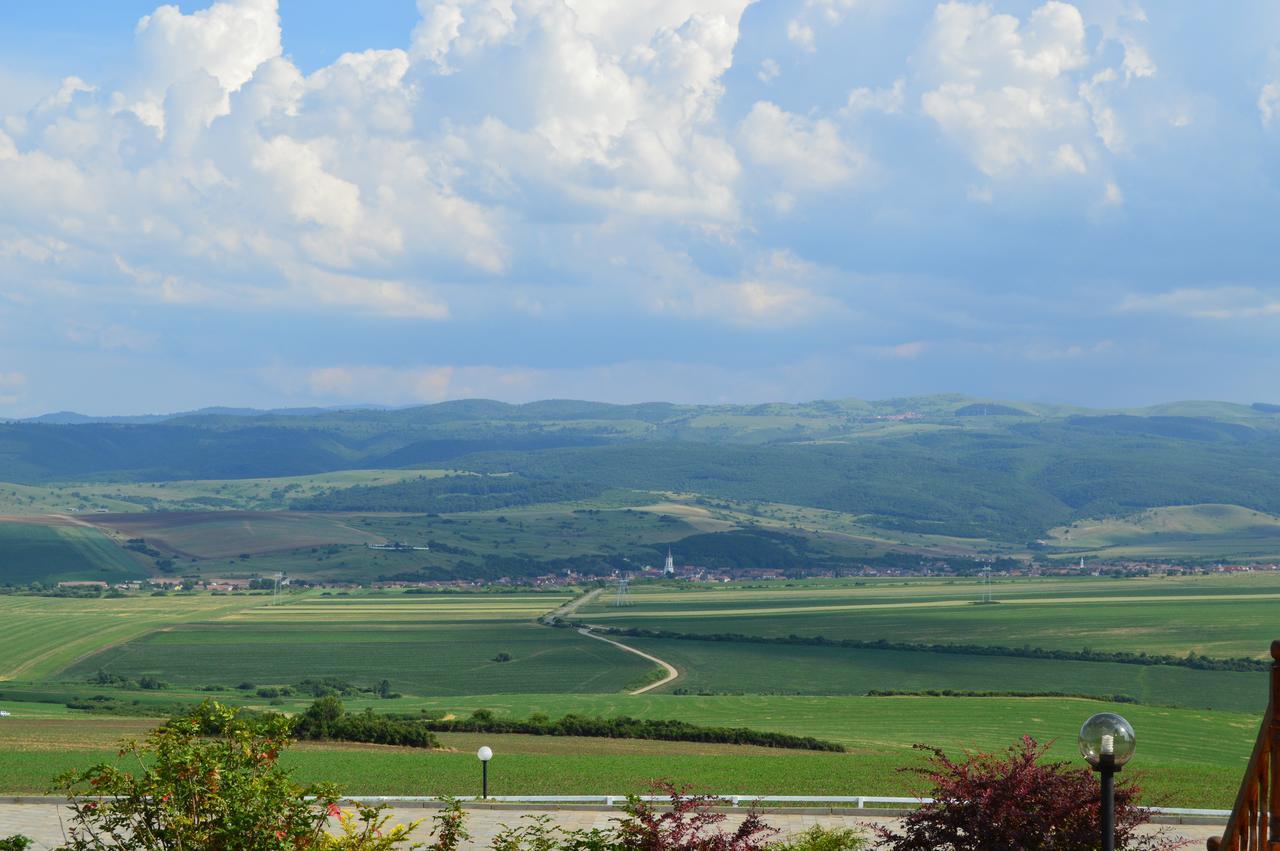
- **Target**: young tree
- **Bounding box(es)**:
[55,701,341,850]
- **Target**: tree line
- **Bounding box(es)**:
[587,626,1272,672]
[421,708,845,752]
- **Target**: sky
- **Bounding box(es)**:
[2,0,1280,416]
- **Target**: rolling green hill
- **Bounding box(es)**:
[6,396,1280,562]
[0,520,147,585]
[1046,504,1280,559]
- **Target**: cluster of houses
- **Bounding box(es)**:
[52,555,1280,595]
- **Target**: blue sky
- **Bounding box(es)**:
[1,0,1279,416]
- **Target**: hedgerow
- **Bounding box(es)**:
[588,626,1270,672]
[421,709,845,752]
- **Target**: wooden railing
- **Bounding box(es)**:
[1208,640,1280,850]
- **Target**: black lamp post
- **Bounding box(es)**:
[477,746,493,798]
[1078,712,1136,851]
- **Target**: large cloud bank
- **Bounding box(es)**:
[1,1,1277,412]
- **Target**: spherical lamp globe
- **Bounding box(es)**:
[1078,713,1136,768]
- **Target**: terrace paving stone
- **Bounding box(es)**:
[0,802,1223,849]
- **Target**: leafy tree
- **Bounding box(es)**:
[296,695,345,739]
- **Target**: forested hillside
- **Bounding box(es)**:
[6,396,1280,545]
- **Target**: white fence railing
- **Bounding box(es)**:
[333,795,1230,818]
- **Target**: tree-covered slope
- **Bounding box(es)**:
[6,397,1280,544]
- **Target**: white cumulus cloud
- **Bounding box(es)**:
[738,101,864,189]
[917,1,1151,178]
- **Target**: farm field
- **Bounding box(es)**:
[0,593,270,680]
[60,593,655,695]
[0,696,1256,807]
[86,511,388,559]
[0,578,1276,809]
[352,505,709,561]
[0,519,147,584]
[615,637,1268,712]
[580,574,1280,659]
[197,503,717,583]
[0,492,734,585]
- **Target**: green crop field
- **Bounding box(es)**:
[0,593,272,679]
[581,573,1280,660]
[60,593,655,695]
[0,520,148,584]
[614,637,1268,712]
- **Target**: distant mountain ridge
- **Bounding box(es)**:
[18,395,1280,426]
[19,404,397,425]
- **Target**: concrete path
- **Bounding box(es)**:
[0,802,1221,849]
[577,628,679,694]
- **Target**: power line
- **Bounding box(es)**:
[613,575,631,607]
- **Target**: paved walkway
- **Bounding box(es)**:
[0,802,1221,848]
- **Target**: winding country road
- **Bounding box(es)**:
[577,627,680,694]
[543,588,680,694]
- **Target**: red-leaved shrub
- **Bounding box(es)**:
[614,783,779,851]
[874,737,1189,851]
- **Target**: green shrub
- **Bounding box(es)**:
[0,836,33,851]
[772,826,866,851]
[290,697,440,748]
[321,804,424,850]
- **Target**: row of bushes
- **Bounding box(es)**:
[293,698,439,748]
[866,689,1141,702]
[586,625,1272,672]
[422,709,845,752]
[186,698,440,749]
[192,699,842,752]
